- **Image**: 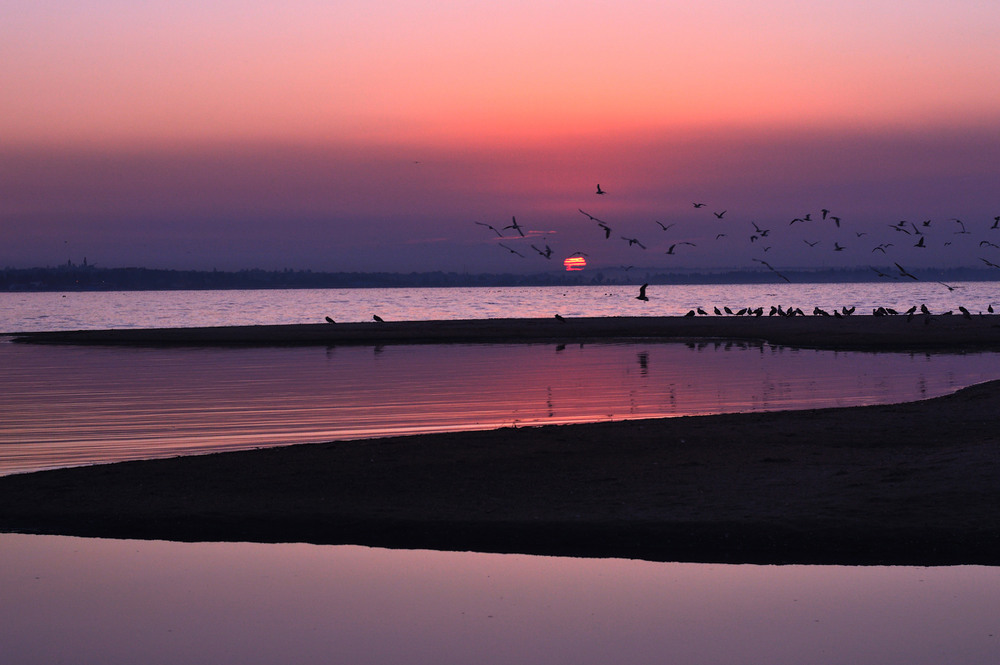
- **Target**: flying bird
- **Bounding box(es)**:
[531,244,553,259]
[713,210,727,219]
[577,208,605,223]
[621,236,647,249]
[498,243,525,257]
[474,221,504,237]
[595,184,606,195]
[665,242,696,254]
[503,216,525,237]
[597,222,612,239]
[894,262,919,280]
[752,258,790,282]
[692,202,706,208]
[953,218,971,234]
[655,221,675,231]
[635,283,649,301]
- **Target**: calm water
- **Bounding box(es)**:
[2,534,998,665]
[2,281,999,332]
[3,340,999,475]
[3,285,999,663]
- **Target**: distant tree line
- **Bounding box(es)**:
[2,263,998,292]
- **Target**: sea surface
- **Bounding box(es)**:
[3,281,999,332]
[3,283,1000,475]
[3,284,1000,663]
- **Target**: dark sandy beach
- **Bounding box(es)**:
[3,315,1000,565]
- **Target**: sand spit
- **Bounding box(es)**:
[9,313,1000,350]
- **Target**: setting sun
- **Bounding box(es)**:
[564,256,586,271]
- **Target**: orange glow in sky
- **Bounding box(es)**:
[2,1,1000,273]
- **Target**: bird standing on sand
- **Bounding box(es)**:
[636,283,649,301]
[325,316,335,323]
[373,315,384,322]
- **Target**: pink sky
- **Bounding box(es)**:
[2,1,999,272]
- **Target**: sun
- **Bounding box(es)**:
[563,256,586,271]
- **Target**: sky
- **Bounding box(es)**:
[2,0,999,274]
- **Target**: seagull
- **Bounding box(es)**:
[752,258,790,283]
[554,313,567,322]
[474,221,504,237]
[980,240,1000,249]
[595,184,606,195]
[953,218,971,234]
[692,202,706,208]
[833,242,845,251]
[578,208,605,223]
[821,209,830,219]
[498,243,525,257]
[980,257,1000,269]
[914,236,926,248]
[373,314,384,322]
[665,242,696,254]
[635,283,649,301]
[597,222,612,239]
[829,216,841,227]
[937,282,958,291]
[751,221,770,236]
[713,210,727,219]
[503,216,525,237]
[621,236,647,249]
[992,216,1000,229]
[655,220,675,231]
[895,262,919,280]
[531,244,553,259]
[872,243,893,253]
[871,266,892,278]
[325,316,336,323]
[803,239,820,247]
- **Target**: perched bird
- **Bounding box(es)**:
[324,316,336,323]
[373,314,384,322]
[635,283,650,301]
[554,313,567,322]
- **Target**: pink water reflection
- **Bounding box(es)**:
[3,341,1000,475]
[1,534,998,665]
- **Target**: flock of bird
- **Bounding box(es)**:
[472,183,1000,289]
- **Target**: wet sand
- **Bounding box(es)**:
[3,316,1000,565]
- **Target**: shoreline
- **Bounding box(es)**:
[2,376,999,565]
[9,313,1000,350]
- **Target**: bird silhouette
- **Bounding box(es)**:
[665,242,696,254]
[531,244,553,259]
[714,210,727,219]
[325,316,336,323]
[621,236,647,249]
[498,243,525,257]
[373,314,384,322]
[595,184,606,195]
[895,262,919,280]
[474,221,504,237]
[503,216,525,237]
[635,283,649,301]
[655,221,675,231]
[598,222,612,239]
[692,202,706,208]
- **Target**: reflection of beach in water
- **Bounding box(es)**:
[3,341,1000,475]
[2,533,998,665]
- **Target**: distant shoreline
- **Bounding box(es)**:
[4,264,1000,292]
